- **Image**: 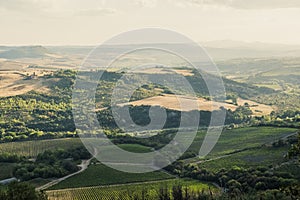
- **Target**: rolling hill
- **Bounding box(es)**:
[0,46,55,59]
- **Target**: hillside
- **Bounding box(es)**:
[0,46,54,59]
[47,42,300,61]
[121,94,275,116]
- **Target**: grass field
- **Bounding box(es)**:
[0,138,84,157]
[117,144,153,153]
[0,70,44,97]
[49,164,175,190]
[184,127,296,159]
[47,179,217,200]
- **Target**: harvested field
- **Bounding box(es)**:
[0,70,51,97]
[123,94,275,116]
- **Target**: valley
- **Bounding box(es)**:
[0,45,299,200]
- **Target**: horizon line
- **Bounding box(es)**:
[1,40,300,47]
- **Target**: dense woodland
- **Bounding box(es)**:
[0,182,47,200]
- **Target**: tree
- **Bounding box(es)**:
[157,186,170,200]
[172,185,183,200]
[0,182,47,200]
[288,131,300,160]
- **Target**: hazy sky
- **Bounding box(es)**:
[1,0,300,45]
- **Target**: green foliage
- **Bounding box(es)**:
[167,163,298,199]
[0,70,76,142]
[97,104,257,134]
[0,182,47,200]
[288,131,300,160]
[13,147,91,181]
[0,69,297,143]
[0,163,16,180]
[226,93,238,105]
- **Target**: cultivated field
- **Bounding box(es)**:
[0,55,82,97]
[0,71,45,97]
[199,146,290,171]
[47,179,216,200]
[48,164,174,190]
[0,138,83,157]
[183,126,296,160]
[124,94,275,116]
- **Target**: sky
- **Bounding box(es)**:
[0,0,300,45]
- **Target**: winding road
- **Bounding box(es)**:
[37,131,298,191]
[36,157,93,191]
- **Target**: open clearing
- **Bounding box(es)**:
[0,55,81,97]
[124,94,275,116]
[0,71,47,97]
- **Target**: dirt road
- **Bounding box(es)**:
[37,157,93,191]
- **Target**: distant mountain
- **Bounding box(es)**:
[3,41,298,61]
[0,46,54,59]
[46,46,93,56]
[202,40,300,51]
[201,40,300,60]
[0,46,14,51]
[48,41,300,62]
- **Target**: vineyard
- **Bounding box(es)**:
[46,179,216,200]
[49,163,175,190]
[183,126,297,160]
[0,127,295,159]
[0,138,83,157]
[199,145,291,171]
